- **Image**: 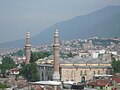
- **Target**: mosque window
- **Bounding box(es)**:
[71,70,75,79]
[106,70,109,74]
[41,66,44,69]
[84,70,87,76]
[42,71,44,81]
[98,71,100,74]
[93,71,96,75]
[80,71,83,76]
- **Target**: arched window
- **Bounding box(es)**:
[42,71,44,81]
[106,70,109,74]
[84,70,87,75]
[93,71,96,75]
[80,71,83,76]
[81,76,85,82]
[98,71,100,74]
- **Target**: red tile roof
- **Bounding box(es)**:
[87,79,112,87]
[112,78,120,83]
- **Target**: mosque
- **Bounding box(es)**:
[25,29,112,83]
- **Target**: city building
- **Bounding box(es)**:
[37,29,112,83]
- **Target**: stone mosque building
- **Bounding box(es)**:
[37,29,112,82]
[38,56,112,82]
[25,30,112,82]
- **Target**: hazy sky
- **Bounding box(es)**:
[0,0,120,43]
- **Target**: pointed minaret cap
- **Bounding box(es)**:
[26,32,30,38]
[54,28,59,36]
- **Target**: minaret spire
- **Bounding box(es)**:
[53,28,60,81]
[25,32,31,64]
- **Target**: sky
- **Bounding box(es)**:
[0,0,120,43]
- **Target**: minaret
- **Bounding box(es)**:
[53,29,60,81]
[25,32,31,64]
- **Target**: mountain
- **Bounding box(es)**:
[0,5,120,48]
[31,6,120,44]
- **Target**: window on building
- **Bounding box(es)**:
[71,70,74,79]
[42,71,44,81]
[106,70,109,74]
[98,71,100,74]
[94,71,96,75]
[41,66,44,69]
[81,76,85,82]
[102,68,104,71]
[80,71,83,76]
[84,70,87,76]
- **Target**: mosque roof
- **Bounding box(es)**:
[60,56,111,65]
[61,65,112,69]
[38,56,112,69]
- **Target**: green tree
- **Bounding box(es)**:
[0,83,8,89]
[0,56,16,77]
[10,49,25,57]
[30,51,51,62]
[20,63,39,82]
[112,59,120,73]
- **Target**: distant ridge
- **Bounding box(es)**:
[0,39,25,48]
[0,5,120,48]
